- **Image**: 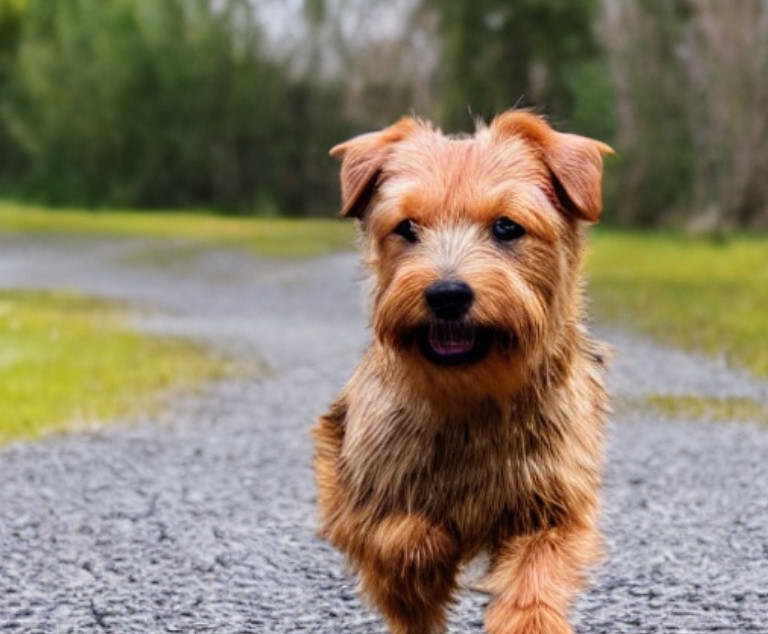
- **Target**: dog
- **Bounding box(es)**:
[313,110,613,634]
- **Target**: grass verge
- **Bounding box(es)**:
[0,201,355,258]
[644,394,768,424]
[2,204,765,379]
[587,230,768,378]
[0,290,228,443]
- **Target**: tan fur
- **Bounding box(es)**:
[313,110,613,633]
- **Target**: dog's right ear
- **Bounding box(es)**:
[329,117,417,218]
[491,111,614,223]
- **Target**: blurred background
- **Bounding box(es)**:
[0,0,766,229]
[0,0,766,439]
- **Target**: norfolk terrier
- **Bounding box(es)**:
[313,110,613,634]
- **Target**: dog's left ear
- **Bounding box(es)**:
[492,111,614,222]
[329,117,418,218]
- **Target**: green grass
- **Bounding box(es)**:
[0,201,355,258]
[644,394,768,424]
[0,290,227,443]
[587,230,768,378]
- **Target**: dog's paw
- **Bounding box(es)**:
[485,601,572,634]
[369,513,457,576]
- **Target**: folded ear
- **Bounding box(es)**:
[329,117,418,218]
[491,111,614,222]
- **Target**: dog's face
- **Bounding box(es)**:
[331,111,612,393]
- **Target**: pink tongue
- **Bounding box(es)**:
[428,324,475,355]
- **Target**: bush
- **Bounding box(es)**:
[5,0,349,214]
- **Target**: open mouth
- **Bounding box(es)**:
[417,322,494,366]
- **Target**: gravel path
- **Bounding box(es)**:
[0,235,766,633]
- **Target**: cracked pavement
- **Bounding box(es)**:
[0,234,767,633]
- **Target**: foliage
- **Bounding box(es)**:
[587,229,768,377]
[0,0,26,175]
[600,0,768,228]
[599,1,694,226]
[4,0,350,213]
[0,0,765,227]
[0,0,25,82]
[0,289,226,442]
[684,0,768,229]
[425,0,603,131]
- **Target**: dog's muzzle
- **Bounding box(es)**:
[424,279,474,321]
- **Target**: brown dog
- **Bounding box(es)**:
[313,110,613,634]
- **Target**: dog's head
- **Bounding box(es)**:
[330,111,612,394]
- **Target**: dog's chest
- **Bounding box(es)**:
[342,400,525,532]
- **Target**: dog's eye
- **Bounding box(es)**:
[492,217,526,242]
[393,219,418,243]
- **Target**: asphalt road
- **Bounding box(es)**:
[0,235,767,633]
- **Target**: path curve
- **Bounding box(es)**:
[0,235,766,633]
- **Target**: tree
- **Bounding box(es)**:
[425,0,602,131]
[599,0,694,226]
[0,0,26,177]
[5,0,350,213]
[600,0,768,229]
[686,0,768,229]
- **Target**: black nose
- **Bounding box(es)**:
[424,280,474,320]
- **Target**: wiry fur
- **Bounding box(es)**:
[314,110,613,633]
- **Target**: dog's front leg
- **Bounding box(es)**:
[357,513,460,634]
[483,522,600,634]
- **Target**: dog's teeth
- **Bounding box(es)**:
[428,323,475,355]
